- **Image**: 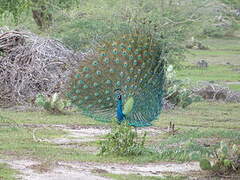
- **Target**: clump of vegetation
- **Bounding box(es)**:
[199,141,240,175]
[99,122,148,156]
[0,163,17,180]
[186,38,209,50]
[157,136,213,162]
[35,93,69,114]
[164,65,202,108]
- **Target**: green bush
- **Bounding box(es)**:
[199,141,240,174]
[35,93,69,114]
[200,159,212,170]
[99,122,148,156]
[164,65,202,108]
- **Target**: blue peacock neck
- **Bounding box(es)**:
[116,95,125,123]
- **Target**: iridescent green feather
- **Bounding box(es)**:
[123,97,134,115]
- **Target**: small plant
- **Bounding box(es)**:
[35,93,68,114]
[199,141,240,175]
[200,158,212,170]
[186,37,209,50]
[165,65,202,108]
[99,122,147,156]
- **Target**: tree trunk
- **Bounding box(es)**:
[31,0,52,30]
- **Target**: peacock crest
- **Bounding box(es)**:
[67,32,165,127]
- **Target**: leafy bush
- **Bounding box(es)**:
[99,122,148,156]
[186,38,209,50]
[164,65,202,108]
[199,141,240,175]
[35,93,69,114]
[200,159,212,170]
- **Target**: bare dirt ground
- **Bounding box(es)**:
[0,159,200,180]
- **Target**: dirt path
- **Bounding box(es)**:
[0,159,200,180]
[0,159,109,180]
[41,125,166,144]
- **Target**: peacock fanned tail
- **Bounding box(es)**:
[67,32,165,127]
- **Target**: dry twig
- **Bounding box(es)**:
[193,82,240,103]
[0,29,85,107]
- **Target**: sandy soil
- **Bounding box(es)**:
[0,159,200,180]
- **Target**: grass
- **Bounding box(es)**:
[176,65,240,82]
[0,163,17,180]
[1,102,239,129]
[186,36,240,65]
[183,35,240,91]
[101,173,186,180]
[190,50,240,56]
[176,64,240,91]
[0,110,103,126]
[204,37,240,51]
[154,102,240,129]
[0,126,106,162]
[0,126,158,164]
[0,101,239,165]
[228,84,240,91]
[151,128,240,162]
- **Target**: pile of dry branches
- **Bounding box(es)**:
[193,82,240,103]
[0,28,83,107]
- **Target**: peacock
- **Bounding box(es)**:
[66,32,165,127]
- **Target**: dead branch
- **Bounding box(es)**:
[0,28,85,107]
[193,82,240,103]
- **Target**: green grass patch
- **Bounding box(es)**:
[185,37,240,65]
[155,102,240,129]
[151,128,240,162]
[228,84,240,91]
[0,126,100,162]
[0,110,103,126]
[0,163,17,180]
[176,65,240,83]
[0,126,160,164]
[101,173,186,180]
[204,37,240,51]
[1,102,239,130]
[149,101,240,162]
[190,50,240,56]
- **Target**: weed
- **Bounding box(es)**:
[99,122,148,156]
[101,173,187,180]
[165,65,202,108]
[199,141,240,175]
[35,93,70,114]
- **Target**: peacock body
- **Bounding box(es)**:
[67,32,165,127]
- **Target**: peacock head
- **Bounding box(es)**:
[117,94,122,100]
[114,88,122,101]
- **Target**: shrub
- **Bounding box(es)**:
[35,93,69,114]
[199,141,240,175]
[164,65,202,108]
[99,122,148,156]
